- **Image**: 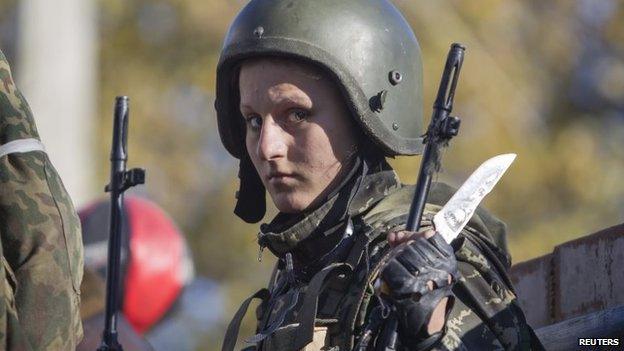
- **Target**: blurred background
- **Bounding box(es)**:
[0,0,623,349]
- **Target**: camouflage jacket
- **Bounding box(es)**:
[223,160,538,351]
[0,50,83,350]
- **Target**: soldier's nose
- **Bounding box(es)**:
[257,119,287,161]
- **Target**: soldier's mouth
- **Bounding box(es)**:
[268,174,296,184]
[267,171,294,180]
[266,171,300,187]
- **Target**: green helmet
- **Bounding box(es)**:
[215,0,424,222]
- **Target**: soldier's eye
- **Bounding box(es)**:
[245,115,262,130]
[286,109,310,124]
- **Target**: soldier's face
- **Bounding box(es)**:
[239,58,357,213]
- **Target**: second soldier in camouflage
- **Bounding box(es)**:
[0,50,84,350]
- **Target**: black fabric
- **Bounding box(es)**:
[234,153,266,223]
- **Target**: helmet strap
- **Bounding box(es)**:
[234,153,266,223]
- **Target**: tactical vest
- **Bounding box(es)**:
[222,183,523,351]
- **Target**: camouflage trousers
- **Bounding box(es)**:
[0,50,84,350]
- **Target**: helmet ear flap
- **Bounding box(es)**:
[234,153,266,223]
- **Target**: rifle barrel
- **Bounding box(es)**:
[99,96,130,351]
[406,43,465,232]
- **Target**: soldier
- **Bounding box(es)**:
[0,49,83,349]
[217,1,542,350]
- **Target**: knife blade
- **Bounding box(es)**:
[434,153,516,244]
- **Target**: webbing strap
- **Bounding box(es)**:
[0,138,46,158]
[345,228,372,269]
[292,263,352,350]
[222,288,270,351]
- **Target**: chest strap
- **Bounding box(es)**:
[291,263,352,350]
[222,288,270,351]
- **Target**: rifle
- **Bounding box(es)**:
[406,43,465,232]
[372,43,465,350]
[99,97,146,351]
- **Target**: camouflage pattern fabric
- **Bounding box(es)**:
[224,165,538,350]
[0,49,84,350]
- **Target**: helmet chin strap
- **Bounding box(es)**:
[234,153,266,223]
[340,143,360,168]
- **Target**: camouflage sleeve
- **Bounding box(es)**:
[0,242,33,351]
[433,228,533,351]
[0,49,84,349]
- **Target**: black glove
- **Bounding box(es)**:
[380,232,459,349]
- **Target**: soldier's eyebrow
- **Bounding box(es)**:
[274,96,312,109]
[269,89,313,109]
[239,89,313,116]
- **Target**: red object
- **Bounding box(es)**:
[80,196,192,335]
[123,197,187,334]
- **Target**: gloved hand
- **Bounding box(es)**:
[379,230,459,349]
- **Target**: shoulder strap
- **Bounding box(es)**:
[222,288,270,351]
